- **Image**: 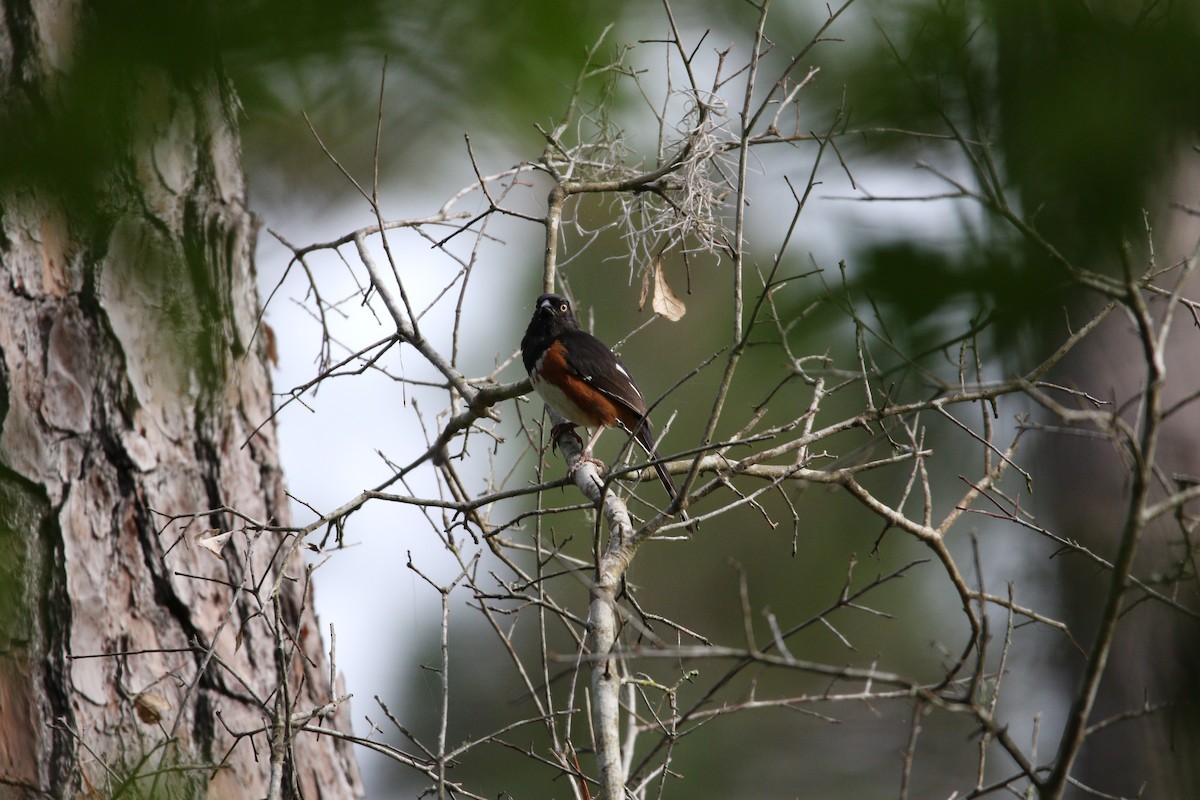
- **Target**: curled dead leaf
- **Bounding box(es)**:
[134,692,170,725]
[196,529,234,559]
[640,254,687,321]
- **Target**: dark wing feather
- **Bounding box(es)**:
[559,331,681,496]
[557,330,648,418]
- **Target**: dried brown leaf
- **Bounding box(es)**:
[134,692,170,725]
[650,255,687,321]
[196,529,234,559]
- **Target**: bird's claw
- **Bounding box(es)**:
[549,422,582,454]
[567,453,605,478]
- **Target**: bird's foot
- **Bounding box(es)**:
[549,422,582,454]
[567,452,605,478]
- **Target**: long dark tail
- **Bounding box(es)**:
[635,422,695,531]
[651,451,679,498]
[634,421,676,496]
[648,438,696,532]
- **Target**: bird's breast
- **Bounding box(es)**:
[531,344,618,429]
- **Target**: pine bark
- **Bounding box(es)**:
[0,3,362,797]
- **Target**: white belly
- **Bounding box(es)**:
[531,369,592,426]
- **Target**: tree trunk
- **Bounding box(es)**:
[0,4,362,797]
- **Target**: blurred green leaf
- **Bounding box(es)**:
[819,0,1200,348]
[0,0,634,204]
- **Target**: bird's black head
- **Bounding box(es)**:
[521,293,580,372]
[529,293,580,330]
[534,293,575,320]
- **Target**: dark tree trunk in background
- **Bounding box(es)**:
[0,3,361,797]
[1044,201,1200,799]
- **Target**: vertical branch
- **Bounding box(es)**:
[588,532,642,800]
[899,698,923,800]
[266,595,292,800]
[588,562,626,799]
[678,0,772,498]
[1041,276,1168,799]
[436,584,451,800]
[544,186,566,293]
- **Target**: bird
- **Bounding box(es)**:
[521,292,690,523]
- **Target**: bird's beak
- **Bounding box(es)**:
[538,297,554,311]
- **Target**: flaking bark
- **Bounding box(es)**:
[0,4,362,797]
